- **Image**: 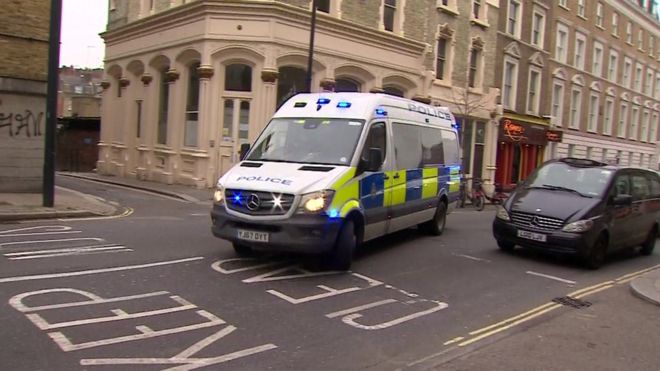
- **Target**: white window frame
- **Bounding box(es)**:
[596,2,604,28]
[531,6,545,48]
[592,41,604,77]
[655,73,660,99]
[650,112,659,143]
[551,80,565,128]
[507,0,522,38]
[634,63,643,92]
[608,49,618,82]
[627,22,633,44]
[630,105,640,140]
[569,86,583,129]
[612,12,619,37]
[641,109,650,142]
[618,102,628,138]
[526,67,542,115]
[502,56,519,111]
[559,0,567,8]
[381,0,403,33]
[638,29,644,51]
[650,36,655,57]
[603,97,614,135]
[574,32,587,70]
[587,93,600,133]
[472,0,487,22]
[555,23,569,64]
[577,0,586,18]
[645,69,654,96]
[623,57,633,88]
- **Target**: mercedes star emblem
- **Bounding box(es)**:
[246,193,261,211]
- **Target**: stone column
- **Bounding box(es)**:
[97,80,112,174]
[260,68,279,124]
[197,65,214,188]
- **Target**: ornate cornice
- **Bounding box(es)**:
[412,95,431,104]
[261,69,279,83]
[320,78,336,91]
[438,23,454,39]
[197,65,214,79]
[141,73,153,86]
[472,36,485,51]
[165,69,180,83]
[100,80,111,90]
[119,77,130,88]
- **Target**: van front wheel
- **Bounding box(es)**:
[329,220,356,271]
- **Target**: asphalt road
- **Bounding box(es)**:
[0,177,658,370]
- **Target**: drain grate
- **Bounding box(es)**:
[552,296,592,309]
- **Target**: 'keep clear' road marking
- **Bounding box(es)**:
[211,258,449,331]
[0,225,82,238]
[9,288,277,368]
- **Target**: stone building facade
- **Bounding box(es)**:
[100,0,501,188]
[0,0,50,192]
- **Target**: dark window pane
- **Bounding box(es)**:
[392,123,422,169]
[436,39,446,80]
[277,66,307,108]
[360,122,387,169]
[383,86,404,97]
[187,63,200,111]
[462,119,473,172]
[472,144,484,179]
[421,127,444,165]
[316,0,330,12]
[336,78,360,92]
[225,64,252,91]
[158,70,170,145]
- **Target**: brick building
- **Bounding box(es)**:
[99,0,501,188]
[0,0,50,192]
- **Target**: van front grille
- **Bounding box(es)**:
[225,189,295,216]
[510,211,564,231]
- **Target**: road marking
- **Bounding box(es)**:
[340,300,449,331]
[526,271,576,285]
[211,258,288,274]
[10,288,170,312]
[443,337,465,346]
[59,207,134,221]
[189,213,208,216]
[326,299,398,319]
[468,302,557,336]
[0,257,204,284]
[0,225,81,237]
[4,244,124,257]
[6,246,133,260]
[0,237,104,249]
[453,253,491,263]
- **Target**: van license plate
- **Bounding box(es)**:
[237,229,269,243]
[517,230,547,242]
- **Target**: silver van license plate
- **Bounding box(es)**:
[517,230,547,242]
[238,229,269,242]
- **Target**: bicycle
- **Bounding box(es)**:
[459,177,486,211]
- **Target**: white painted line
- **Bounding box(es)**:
[211,258,287,275]
[175,325,235,359]
[526,271,576,285]
[0,257,204,284]
[242,265,343,283]
[0,238,104,249]
[453,253,491,263]
[10,288,170,312]
[326,299,398,319]
[341,300,449,331]
[189,213,208,216]
[0,226,80,237]
[59,207,134,221]
[7,248,133,260]
[4,244,123,256]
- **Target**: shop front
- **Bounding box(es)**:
[495,115,555,189]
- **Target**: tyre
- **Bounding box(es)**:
[475,195,485,211]
[640,226,657,256]
[329,220,356,271]
[497,240,515,252]
[582,235,607,270]
[420,202,447,236]
[233,242,253,257]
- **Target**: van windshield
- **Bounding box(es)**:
[246,118,365,166]
[524,162,614,197]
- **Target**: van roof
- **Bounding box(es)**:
[553,157,655,173]
[273,93,455,127]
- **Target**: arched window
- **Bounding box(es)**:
[277,66,306,108]
[184,62,200,147]
[225,64,252,92]
[157,67,170,145]
[383,86,404,97]
[335,78,360,92]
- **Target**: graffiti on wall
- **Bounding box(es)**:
[0,102,44,138]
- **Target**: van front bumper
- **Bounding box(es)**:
[210,205,342,254]
[492,218,597,255]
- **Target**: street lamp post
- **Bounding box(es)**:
[305,0,318,93]
[44,0,63,207]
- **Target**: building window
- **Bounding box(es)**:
[383,0,396,32]
[650,112,659,142]
[618,102,628,138]
[577,0,586,17]
[157,69,170,145]
[468,47,480,88]
[645,70,654,96]
[574,32,587,70]
[634,64,643,92]
[225,64,252,92]
[623,58,632,88]
[586,147,593,159]
[559,0,567,7]
[383,86,404,97]
[650,36,655,57]
[551,80,564,127]
[627,22,633,44]
[502,58,518,110]
[612,13,619,36]
[596,2,604,27]
[603,97,614,135]
[473,0,482,20]
[641,109,650,142]
[531,8,545,48]
[569,87,582,129]
[638,29,644,50]
[335,78,360,92]
[588,93,599,132]
[277,66,306,109]
[135,100,142,138]
[436,38,447,80]
[316,0,330,13]
[592,42,604,77]
[555,24,568,63]
[527,68,541,115]
[184,62,200,147]
[568,144,575,157]
[608,50,619,82]
[655,73,660,99]
[631,105,640,140]
[507,0,521,37]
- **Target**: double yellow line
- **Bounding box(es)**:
[445,264,660,348]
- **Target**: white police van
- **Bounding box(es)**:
[211,93,461,270]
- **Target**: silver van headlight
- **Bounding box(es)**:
[213,186,225,204]
[496,206,510,221]
[298,190,335,214]
[562,219,594,233]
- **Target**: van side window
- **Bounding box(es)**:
[613,174,631,196]
[631,173,651,201]
[421,127,445,166]
[646,172,660,198]
[441,130,459,165]
[360,122,386,170]
[392,123,423,169]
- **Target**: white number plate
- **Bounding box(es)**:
[237,229,269,243]
[517,230,547,242]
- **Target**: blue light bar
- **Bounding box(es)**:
[337,101,351,108]
[375,108,388,116]
[317,98,331,105]
[328,209,339,218]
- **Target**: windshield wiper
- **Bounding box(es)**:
[528,184,593,198]
[249,158,289,163]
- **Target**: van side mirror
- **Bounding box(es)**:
[367,148,383,172]
[239,143,251,161]
[612,194,632,206]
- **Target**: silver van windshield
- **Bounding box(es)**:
[524,163,614,197]
[247,118,365,166]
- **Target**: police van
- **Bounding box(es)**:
[211,93,461,270]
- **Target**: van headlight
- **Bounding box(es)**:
[562,220,594,233]
[213,186,225,205]
[298,190,334,214]
[496,206,510,221]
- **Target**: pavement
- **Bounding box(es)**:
[0,171,659,369]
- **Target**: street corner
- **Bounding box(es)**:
[630,269,660,307]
